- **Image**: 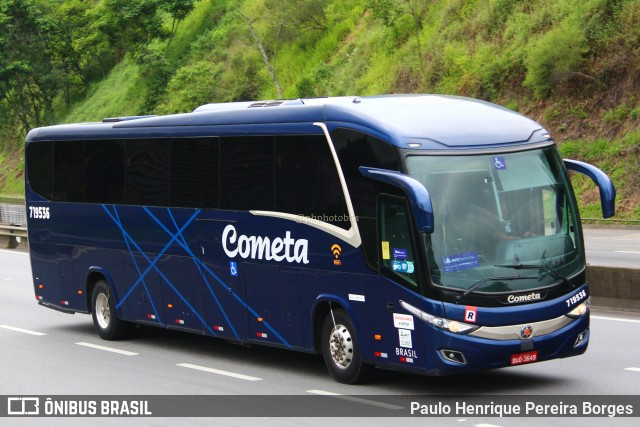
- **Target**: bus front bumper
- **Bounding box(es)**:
[424,313,589,376]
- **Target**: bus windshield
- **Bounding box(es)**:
[406,146,584,294]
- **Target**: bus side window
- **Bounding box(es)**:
[26,141,53,199]
[220,136,275,211]
[53,140,84,202]
[378,195,419,289]
[275,135,349,229]
[331,128,400,269]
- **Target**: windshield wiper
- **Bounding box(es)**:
[494,263,575,289]
[456,275,532,303]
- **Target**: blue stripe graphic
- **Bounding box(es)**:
[101,205,292,348]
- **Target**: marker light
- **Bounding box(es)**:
[566,299,590,318]
[374,334,382,341]
[400,300,479,334]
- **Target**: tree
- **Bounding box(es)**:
[0,0,61,131]
[101,0,168,61]
[368,0,429,59]
[158,0,198,46]
[238,11,283,98]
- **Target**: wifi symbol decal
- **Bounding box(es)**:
[331,244,342,266]
[331,244,342,258]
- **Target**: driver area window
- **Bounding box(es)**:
[378,195,419,289]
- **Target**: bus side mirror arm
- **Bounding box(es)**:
[359,167,434,233]
[563,159,616,218]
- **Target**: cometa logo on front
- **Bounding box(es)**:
[507,292,542,303]
[222,224,309,264]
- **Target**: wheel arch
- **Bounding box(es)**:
[311,294,352,354]
[85,267,118,314]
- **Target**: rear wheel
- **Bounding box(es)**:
[91,280,129,340]
[321,308,372,384]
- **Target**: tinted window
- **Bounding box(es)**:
[53,140,84,202]
[84,140,124,204]
[379,195,419,289]
[276,135,349,229]
[220,137,274,211]
[125,139,170,206]
[331,128,400,267]
[26,141,53,199]
[331,128,399,218]
[171,138,219,208]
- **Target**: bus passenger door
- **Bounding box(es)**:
[366,195,427,370]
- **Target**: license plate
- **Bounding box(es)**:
[510,350,538,366]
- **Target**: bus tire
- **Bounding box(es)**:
[91,280,129,340]
[321,308,372,384]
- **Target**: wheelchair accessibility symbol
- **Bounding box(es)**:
[493,156,506,170]
[230,261,238,276]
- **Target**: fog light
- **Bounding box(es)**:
[574,329,588,348]
[440,349,467,365]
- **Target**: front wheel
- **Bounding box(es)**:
[91,280,129,340]
[321,308,372,384]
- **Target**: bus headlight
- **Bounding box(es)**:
[566,299,590,319]
[400,300,479,334]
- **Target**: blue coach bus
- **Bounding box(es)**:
[25,95,615,383]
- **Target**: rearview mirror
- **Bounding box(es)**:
[359,167,434,233]
[563,159,616,218]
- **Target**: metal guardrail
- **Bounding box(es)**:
[582,218,640,228]
[0,224,27,236]
[0,201,27,226]
[0,224,27,249]
[0,201,27,249]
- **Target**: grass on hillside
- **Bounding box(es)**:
[64,58,148,123]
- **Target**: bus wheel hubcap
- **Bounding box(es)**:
[96,293,111,329]
[329,324,353,369]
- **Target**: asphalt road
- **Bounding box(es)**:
[1,248,639,426]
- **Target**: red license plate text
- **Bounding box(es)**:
[510,350,538,366]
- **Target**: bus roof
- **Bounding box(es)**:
[26,95,548,149]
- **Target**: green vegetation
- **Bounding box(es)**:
[1,0,639,219]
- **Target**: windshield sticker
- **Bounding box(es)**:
[399,329,413,348]
[441,251,479,273]
[392,260,415,274]
[493,156,507,170]
[382,241,390,260]
[393,248,408,260]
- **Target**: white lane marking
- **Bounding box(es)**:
[613,250,640,254]
[75,342,138,356]
[0,249,29,256]
[177,363,262,381]
[306,389,404,410]
[475,425,504,427]
[592,315,640,324]
[0,325,46,336]
[625,367,640,372]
